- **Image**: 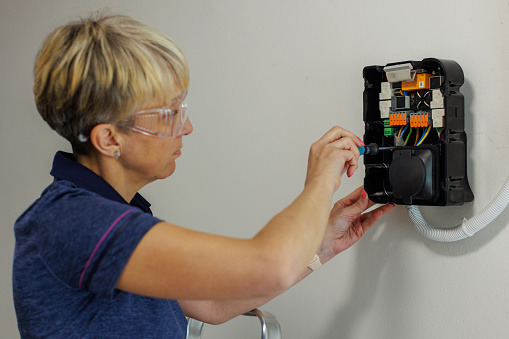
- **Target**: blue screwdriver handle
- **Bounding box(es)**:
[358,143,381,155]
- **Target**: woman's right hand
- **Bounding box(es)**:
[305,126,363,193]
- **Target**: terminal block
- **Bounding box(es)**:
[409,112,429,127]
[362,58,473,206]
[390,112,408,126]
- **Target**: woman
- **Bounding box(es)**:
[13,13,394,338]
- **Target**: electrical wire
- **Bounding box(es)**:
[404,127,413,145]
[400,123,409,138]
[416,125,431,146]
[414,127,420,145]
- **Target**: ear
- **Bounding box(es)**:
[89,124,123,159]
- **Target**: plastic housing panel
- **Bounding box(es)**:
[362,58,474,206]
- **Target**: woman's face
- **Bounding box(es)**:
[119,93,193,184]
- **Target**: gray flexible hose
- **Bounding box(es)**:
[406,174,509,242]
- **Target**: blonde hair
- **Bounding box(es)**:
[33,13,190,154]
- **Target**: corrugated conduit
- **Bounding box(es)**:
[406,174,509,242]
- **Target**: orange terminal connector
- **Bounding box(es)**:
[410,113,429,127]
[389,112,408,126]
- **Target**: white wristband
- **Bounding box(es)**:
[307,254,322,271]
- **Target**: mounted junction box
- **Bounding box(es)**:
[363,58,474,206]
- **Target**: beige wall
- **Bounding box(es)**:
[1,1,508,338]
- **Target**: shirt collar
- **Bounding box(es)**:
[50,151,152,214]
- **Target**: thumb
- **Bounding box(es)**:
[341,190,369,218]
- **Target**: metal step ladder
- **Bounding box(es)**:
[187,309,282,339]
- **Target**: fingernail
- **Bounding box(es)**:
[358,137,365,146]
[362,190,367,199]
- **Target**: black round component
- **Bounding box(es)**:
[389,155,425,199]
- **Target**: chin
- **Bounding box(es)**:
[163,163,177,178]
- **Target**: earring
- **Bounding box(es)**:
[114,149,120,160]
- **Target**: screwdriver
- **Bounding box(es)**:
[358,143,397,155]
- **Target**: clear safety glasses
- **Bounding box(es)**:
[117,91,188,138]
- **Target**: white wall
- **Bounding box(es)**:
[1,1,508,338]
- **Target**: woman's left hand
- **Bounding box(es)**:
[318,186,395,264]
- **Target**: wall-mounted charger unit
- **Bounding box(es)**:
[363,58,474,206]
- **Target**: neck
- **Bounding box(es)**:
[76,152,144,203]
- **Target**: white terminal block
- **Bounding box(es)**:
[379,82,392,100]
[432,109,445,128]
[379,100,391,118]
[430,89,444,109]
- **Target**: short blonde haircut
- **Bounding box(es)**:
[33,13,190,154]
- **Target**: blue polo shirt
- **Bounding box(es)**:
[13,151,187,338]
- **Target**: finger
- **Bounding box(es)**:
[332,187,376,211]
[359,203,395,225]
[334,186,364,208]
[328,138,360,177]
[359,209,383,234]
[379,203,396,215]
[346,160,358,178]
[366,198,377,210]
[316,126,364,148]
[328,137,360,154]
[339,189,370,218]
[337,150,356,177]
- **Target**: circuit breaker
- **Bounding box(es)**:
[363,58,474,206]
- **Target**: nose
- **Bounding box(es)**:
[182,117,193,136]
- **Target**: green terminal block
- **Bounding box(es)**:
[383,119,396,136]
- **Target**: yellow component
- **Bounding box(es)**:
[389,112,407,126]
[410,113,429,127]
[402,73,432,91]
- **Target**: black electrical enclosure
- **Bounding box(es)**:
[363,58,474,206]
